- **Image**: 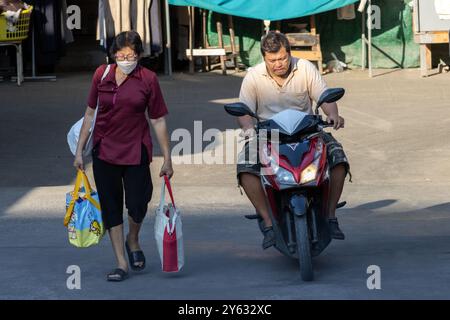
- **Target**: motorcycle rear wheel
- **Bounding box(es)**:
[294,214,314,281]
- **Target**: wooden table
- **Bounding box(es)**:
[415,31,450,77]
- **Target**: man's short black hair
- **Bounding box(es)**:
[110,31,144,57]
[260,31,291,56]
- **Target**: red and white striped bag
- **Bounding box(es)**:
[154,175,184,272]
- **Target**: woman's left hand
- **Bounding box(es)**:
[159,159,174,179]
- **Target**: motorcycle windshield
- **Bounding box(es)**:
[259,109,320,136]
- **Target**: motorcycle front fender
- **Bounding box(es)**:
[289,194,309,217]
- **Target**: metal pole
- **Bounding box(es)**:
[361,9,366,70]
[368,0,373,78]
[164,0,172,76]
[13,21,56,82]
[358,0,368,71]
[202,9,209,71]
[188,6,195,74]
[31,27,36,77]
[25,27,56,80]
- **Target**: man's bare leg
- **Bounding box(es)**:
[328,164,346,239]
[328,164,346,218]
[239,173,276,249]
[239,173,272,228]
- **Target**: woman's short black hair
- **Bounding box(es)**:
[260,31,291,56]
[110,31,144,57]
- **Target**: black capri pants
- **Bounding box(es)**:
[92,144,153,230]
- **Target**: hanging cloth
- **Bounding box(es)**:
[150,0,164,55]
[111,0,132,33]
[97,0,132,51]
[3,9,22,32]
[61,0,74,44]
[97,0,107,49]
[131,0,152,57]
[97,0,153,56]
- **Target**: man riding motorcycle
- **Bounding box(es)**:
[236,31,351,249]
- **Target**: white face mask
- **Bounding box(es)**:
[117,60,138,75]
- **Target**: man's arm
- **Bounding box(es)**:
[320,102,345,130]
[237,72,257,136]
[304,60,345,131]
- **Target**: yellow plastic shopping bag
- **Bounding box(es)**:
[64,170,104,248]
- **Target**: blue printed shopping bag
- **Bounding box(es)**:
[64,170,104,248]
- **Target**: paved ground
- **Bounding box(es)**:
[0,68,450,299]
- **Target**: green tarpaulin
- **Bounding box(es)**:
[206,0,419,68]
[168,0,359,21]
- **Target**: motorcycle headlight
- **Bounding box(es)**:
[262,140,323,187]
[299,140,324,185]
[300,162,318,184]
[262,144,297,186]
[275,166,297,185]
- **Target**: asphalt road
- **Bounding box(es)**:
[1,69,450,299]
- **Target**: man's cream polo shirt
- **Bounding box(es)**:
[239,57,328,121]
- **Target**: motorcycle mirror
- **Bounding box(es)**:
[315,88,345,114]
[224,102,259,120]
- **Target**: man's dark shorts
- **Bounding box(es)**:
[237,132,351,184]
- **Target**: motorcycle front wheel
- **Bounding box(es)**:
[294,214,313,281]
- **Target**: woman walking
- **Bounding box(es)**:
[74,31,173,282]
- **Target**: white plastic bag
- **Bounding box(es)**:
[67,64,111,157]
[154,176,184,272]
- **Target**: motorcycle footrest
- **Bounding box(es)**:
[244,214,260,220]
[337,201,347,209]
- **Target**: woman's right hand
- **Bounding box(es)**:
[73,153,84,171]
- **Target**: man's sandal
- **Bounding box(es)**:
[262,226,276,250]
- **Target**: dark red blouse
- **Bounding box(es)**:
[87,64,168,165]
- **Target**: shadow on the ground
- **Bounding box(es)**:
[2,202,450,299]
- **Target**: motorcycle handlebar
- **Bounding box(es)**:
[251,119,335,138]
[318,120,334,129]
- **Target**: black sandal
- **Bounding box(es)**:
[125,240,146,271]
[262,226,276,250]
[107,268,129,282]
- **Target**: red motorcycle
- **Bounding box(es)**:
[225,88,346,281]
